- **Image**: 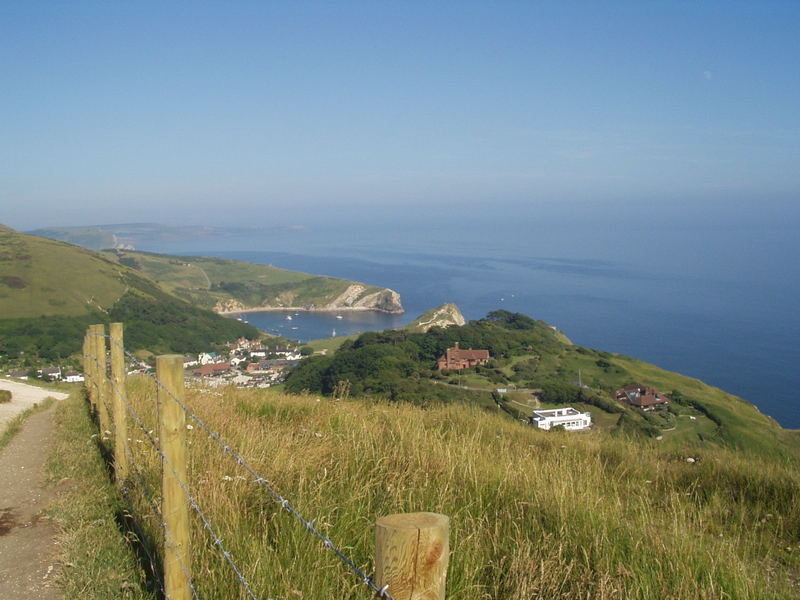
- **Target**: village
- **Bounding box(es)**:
[4,338,673,434]
[2,337,302,390]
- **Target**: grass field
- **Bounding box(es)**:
[107,250,384,311]
[55,376,798,600]
[0,226,129,318]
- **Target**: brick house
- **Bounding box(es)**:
[615,384,670,411]
[437,343,490,371]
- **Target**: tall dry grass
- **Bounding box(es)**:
[121,376,799,599]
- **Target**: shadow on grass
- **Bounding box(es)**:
[85,395,165,599]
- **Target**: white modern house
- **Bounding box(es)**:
[530,407,592,431]
[64,371,85,383]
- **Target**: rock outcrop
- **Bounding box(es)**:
[405,303,466,332]
[324,285,404,314]
[214,298,248,313]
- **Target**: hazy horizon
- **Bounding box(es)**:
[2,2,798,229]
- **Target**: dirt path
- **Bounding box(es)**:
[0,379,69,433]
[0,401,63,599]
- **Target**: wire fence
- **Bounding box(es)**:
[84,326,398,600]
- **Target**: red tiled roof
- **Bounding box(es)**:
[193,362,231,376]
[447,347,490,361]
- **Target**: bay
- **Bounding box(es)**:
[141,215,800,429]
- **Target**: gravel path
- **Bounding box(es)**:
[0,402,62,598]
[0,379,69,434]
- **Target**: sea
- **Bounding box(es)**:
[140,209,800,429]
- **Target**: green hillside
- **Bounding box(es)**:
[287,310,800,458]
[0,226,259,359]
[0,224,130,318]
[104,249,397,312]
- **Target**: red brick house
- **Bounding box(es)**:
[437,343,490,371]
[615,384,670,411]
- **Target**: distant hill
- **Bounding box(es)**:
[103,249,404,314]
[0,225,259,359]
[27,222,307,251]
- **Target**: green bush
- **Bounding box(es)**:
[0,389,11,403]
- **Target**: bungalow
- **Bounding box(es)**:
[9,369,28,379]
[616,384,670,411]
[64,371,85,383]
[436,343,490,371]
[183,355,199,368]
[530,407,592,431]
[39,366,62,380]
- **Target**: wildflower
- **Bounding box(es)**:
[186,424,194,430]
[222,475,233,482]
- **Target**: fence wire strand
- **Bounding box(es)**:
[92,348,200,600]
[88,332,395,600]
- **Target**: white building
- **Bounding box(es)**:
[531,407,591,431]
[64,371,85,383]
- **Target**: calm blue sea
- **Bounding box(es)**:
[142,213,800,429]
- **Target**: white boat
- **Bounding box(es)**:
[286,315,292,320]
[336,315,343,319]
[332,328,336,337]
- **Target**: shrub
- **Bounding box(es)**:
[0,390,11,403]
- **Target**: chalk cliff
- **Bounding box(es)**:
[404,303,466,332]
[214,284,403,314]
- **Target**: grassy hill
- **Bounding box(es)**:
[104,249,402,313]
[0,226,259,359]
[287,310,800,459]
[51,380,800,599]
[0,224,130,318]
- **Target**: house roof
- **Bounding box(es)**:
[443,343,490,362]
[193,362,231,376]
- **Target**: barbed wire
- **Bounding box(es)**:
[119,461,168,599]
[148,365,395,600]
[88,332,395,600]
[121,404,200,600]
[109,361,257,600]
[94,351,199,600]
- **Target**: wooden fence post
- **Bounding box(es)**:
[93,324,110,436]
[375,512,450,600]
[110,322,129,483]
[83,330,92,408]
[157,354,191,600]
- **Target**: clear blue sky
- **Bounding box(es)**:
[1,1,798,229]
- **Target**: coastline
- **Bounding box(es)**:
[218,306,405,316]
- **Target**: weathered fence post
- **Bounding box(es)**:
[92,324,110,436]
[83,329,93,409]
[157,354,192,600]
[375,512,450,600]
[110,322,129,483]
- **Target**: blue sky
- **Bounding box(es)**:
[1,1,798,230]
